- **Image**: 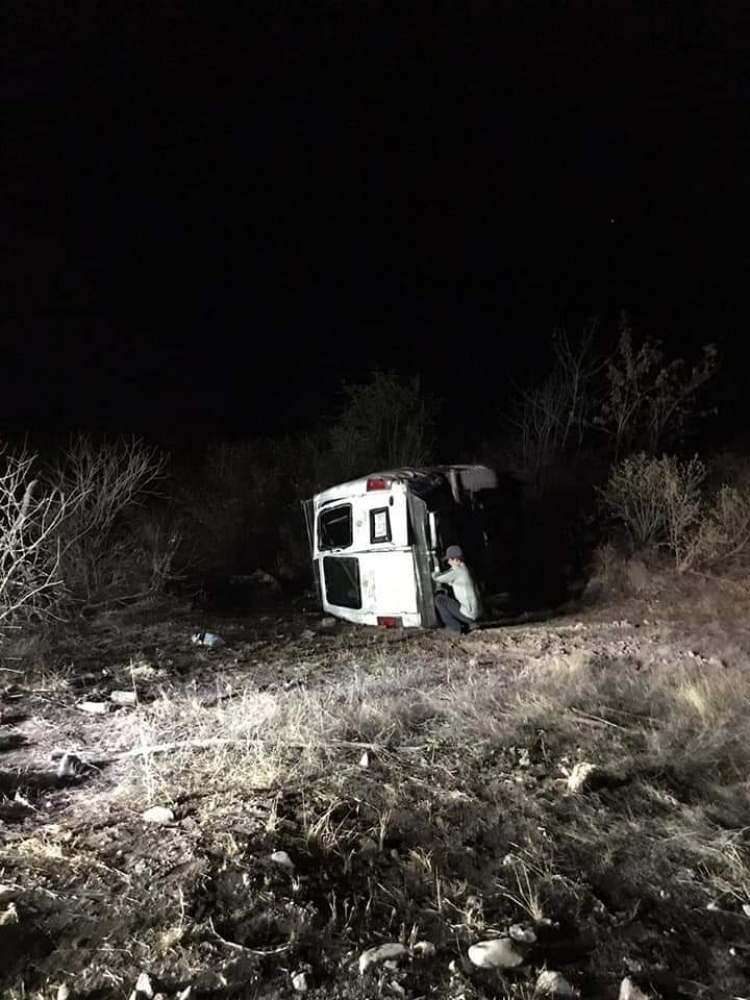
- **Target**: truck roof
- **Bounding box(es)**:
[313,464,497,505]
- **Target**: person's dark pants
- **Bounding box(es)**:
[435,592,475,634]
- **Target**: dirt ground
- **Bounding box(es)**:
[2,582,750,999]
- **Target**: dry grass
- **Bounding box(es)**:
[3,605,750,998]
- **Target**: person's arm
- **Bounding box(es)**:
[432,565,459,584]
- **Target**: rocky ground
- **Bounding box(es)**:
[2,578,750,999]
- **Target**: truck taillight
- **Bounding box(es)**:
[377,616,402,628]
[367,477,391,491]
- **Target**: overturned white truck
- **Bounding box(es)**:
[303,465,520,627]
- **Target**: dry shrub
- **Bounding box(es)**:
[591,542,654,597]
[601,453,750,573]
[50,436,170,607]
[599,453,704,555]
[689,484,750,569]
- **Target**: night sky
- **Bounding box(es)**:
[4,3,749,439]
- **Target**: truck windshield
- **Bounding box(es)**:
[318,505,353,550]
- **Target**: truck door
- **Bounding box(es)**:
[352,486,419,622]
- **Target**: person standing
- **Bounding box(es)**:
[432,545,481,634]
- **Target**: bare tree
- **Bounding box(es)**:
[597,312,718,459]
[329,370,439,479]
[507,320,600,486]
[0,447,68,627]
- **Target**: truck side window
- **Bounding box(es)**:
[369,507,391,543]
[319,505,353,550]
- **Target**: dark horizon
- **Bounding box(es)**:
[4,3,749,441]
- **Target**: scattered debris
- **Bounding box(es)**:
[0,901,19,925]
[516,747,531,768]
[56,752,85,779]
[129,971,155,1000]
[78,701,109,715]
[319,616,337,628]
[141,806,175,825]
[270,850,295,870]
[129,658,160,679]
[467,937,525,969]
[535,970,577,996]
[111,690,138,706]
[191,632,224,648]
[56,986,71,1000]
[413,940,436,958]
[359,750,370,768]
[566,761,599,793]
[619,978,651,1000]
[291,971,308,992]
[359,942,408,975]
[743,903,750,919]
[509,923,537,944]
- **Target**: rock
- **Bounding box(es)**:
[358,942,408,975]
[468,937,525,969]
[57,753,84,779]
[111,690,138,706]
[141,806,175,825]
[0,902,19,925]
[509,924,537,944]
[270,850,295,870]
[78,701,109,715]
[535,970,577,996]
[619,978,651,1000]
[291,971,308,992]
[359,751,370,768]
[566,761,599,793]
